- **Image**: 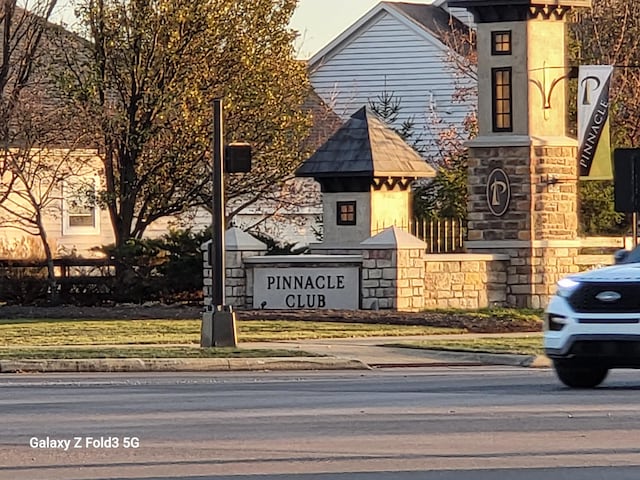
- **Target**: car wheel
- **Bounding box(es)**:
[553,360,609,388]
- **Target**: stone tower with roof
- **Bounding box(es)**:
[449,0,591,308]
[296,106,436,253]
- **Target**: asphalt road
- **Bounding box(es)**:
[2,367,640,479]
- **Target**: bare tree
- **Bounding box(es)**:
[0,115,96,268]
[0,1,98,300]
[413,10,477,220]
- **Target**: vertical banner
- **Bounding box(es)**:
[578,65,613,180]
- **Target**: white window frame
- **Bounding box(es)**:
[62,176,101,236]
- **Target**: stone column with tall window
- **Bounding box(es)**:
[449,0,591,308]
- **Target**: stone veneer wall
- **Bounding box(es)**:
[203,247,513,312]
[202,245,214,310]
[423,254,509,309]
[361,247,426,312]
[466,143,580,308]
[499,245,581,309]
[202,242,267,310]
[530,145,579,240]
[203,231,517,312]
[467,145,577,243]
[467,146,530,242]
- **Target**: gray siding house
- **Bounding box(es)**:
[308,0,476,162]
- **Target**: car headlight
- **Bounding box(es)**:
[556,277,581,297]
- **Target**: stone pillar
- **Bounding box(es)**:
[466,139,581,309]
[360,226,426,312]
[202,227,267,310]
[446,0,592,308]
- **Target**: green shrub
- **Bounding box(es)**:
[247,230,308,255]
[98,228,208,303]
[0,266,49,305]
[154,228,208,296]
[579,180,628,235]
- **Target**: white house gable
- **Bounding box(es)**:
[309,2,476,162]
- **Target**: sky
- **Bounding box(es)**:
[47,0,436,60]
[290,0,435,59]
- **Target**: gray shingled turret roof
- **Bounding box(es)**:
[295,106,436,179]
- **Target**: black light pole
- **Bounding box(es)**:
[201,98,237,347]
[212,98,226,307]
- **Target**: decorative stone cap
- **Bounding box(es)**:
[360,226,427,250]
[244,254,362,264]
[200,227,267,252]
[467,135,578,148]
[225,227,267,251]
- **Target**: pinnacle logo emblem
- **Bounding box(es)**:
[581,75,601,105]
[595,291,622,303]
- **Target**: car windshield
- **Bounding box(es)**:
[620,245,640,264]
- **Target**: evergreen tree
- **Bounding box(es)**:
[368,89,425,154]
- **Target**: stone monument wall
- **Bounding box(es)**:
[423,254,508,309]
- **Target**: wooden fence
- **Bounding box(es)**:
[0,257,116,304]
[0,257,114,278]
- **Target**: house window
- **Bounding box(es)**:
[492,67,513,132]
[492,31,512,55]
[63,176,100,235]
[336,201,356,225]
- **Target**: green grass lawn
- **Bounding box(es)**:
[389,335,544,356]
[0,318,466,347]
[0,309,544,360]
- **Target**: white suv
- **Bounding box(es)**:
[544,247,640,388]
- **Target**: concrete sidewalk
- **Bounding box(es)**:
[0,333,550,373]
[244,332,549,369]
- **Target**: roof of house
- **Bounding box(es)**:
[295,106,436,179]
[309,1,471,68]
[0,7,97,149]
[301,88,344,153]
[389,2,465,36]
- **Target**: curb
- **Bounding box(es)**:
[0,357,371,373]
[403,349,552,368]
[524,355,552,368]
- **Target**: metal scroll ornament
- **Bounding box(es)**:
[486,168,510,217]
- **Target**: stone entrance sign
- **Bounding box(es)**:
[253,266,359,310]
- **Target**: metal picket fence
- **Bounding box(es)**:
[374,218,466,253]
